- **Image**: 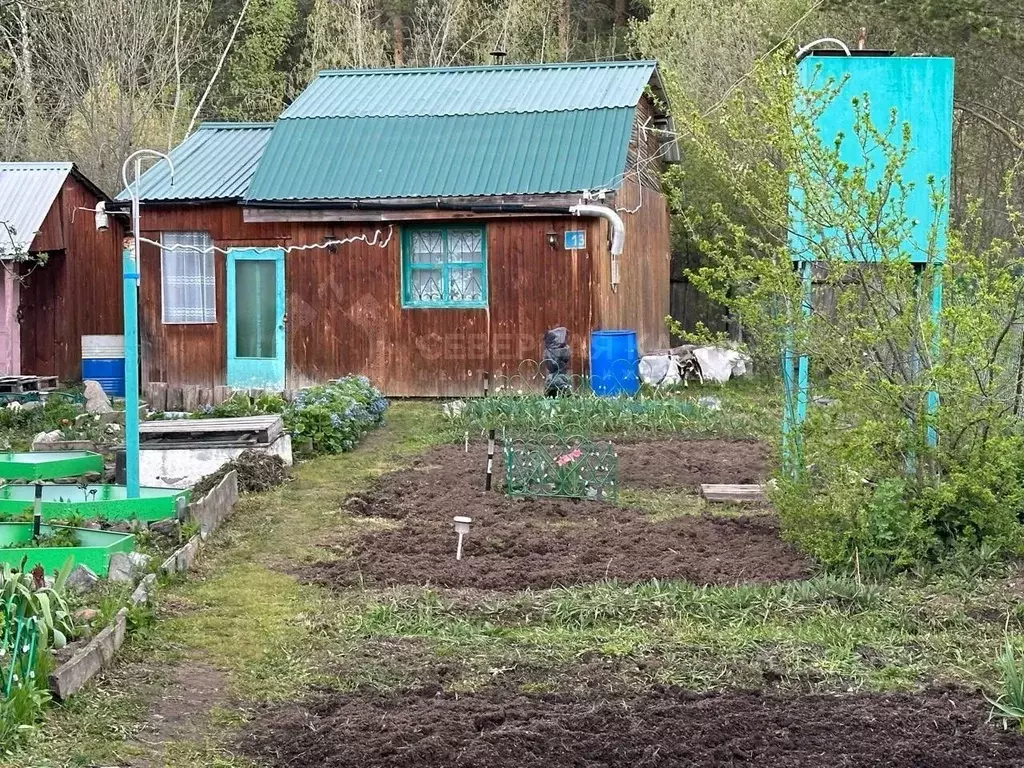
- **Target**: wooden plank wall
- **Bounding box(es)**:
[591,179,672,354]
[137,205,284,391]
[669,236,730,340]
[625,97,666,191]
[589,96,674,354]
[138,205,597,397]
[20,175,124,379]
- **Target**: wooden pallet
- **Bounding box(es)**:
[139,415,284,445]
[0,375,59,393]
[700,484,767,504]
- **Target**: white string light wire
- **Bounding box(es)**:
[137,225,395,256]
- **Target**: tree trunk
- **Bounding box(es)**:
[615,0,626,27]
[558,0,571,60]
[17,2,42,158]
[392,11,405,66]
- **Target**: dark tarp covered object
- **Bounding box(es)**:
[542,327,571,396]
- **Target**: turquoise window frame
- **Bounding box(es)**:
[401,225,488,309]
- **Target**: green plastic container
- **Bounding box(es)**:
[0,451,104,481]
[0,484,189,522]
[0,523,134,577]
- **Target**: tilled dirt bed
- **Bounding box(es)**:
[617,437,770,489]
[239,686,1024,768]
[314,440,809,590]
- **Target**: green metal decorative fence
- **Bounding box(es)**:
[1,593,39,697]
[504,433,618,501]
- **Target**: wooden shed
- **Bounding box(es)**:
[0,163,124,380]
[120,61,677,400]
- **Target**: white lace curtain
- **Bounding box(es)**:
[161,232,216,323]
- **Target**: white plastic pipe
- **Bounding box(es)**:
[570,204,625,256]
[796,38,852,61]
[570,203,626,290]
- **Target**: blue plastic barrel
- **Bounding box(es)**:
[590,330,640,397]
[82,335,126,397]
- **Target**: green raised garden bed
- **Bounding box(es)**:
[0,484,189,522]
[0,523,134,576]
[0,451,104,481]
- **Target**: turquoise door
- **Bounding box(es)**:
[227,248,285,389]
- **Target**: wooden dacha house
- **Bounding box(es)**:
[119,61,677,399]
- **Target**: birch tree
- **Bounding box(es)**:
[31,0,209,191]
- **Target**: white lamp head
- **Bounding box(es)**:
[94,201,109,232]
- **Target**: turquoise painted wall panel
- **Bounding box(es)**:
[227,248,286,389]
[792,55,955,263]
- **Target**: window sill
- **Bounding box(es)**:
[401,302,488,310]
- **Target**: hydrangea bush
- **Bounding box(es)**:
[286,376,389,455]
[192,376,389,456]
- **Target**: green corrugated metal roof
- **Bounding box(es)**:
[247,109,636,201]
[248,61,660,202]
[117,123,273,202]
[281,60,657,118]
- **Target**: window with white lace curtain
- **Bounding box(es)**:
[161,231,216,324]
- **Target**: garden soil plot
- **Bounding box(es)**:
[239,686,1024,768]
[315,442,808,590]
[616,437,770,490]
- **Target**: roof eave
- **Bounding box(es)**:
[109,196,245,209]
[646,65,681,164]
[243,192,587,209]
[68,165,112,202]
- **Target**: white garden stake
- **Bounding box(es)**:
[33,483,42,538]
[453,516,472,560]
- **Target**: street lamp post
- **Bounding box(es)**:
[121,151,174,498]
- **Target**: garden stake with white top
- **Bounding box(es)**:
[485,429,495,491]
[32,483,42,538]
[483,371,490,398]
[453,516,472,560]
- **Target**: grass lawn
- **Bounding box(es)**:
[10,397,1024,767]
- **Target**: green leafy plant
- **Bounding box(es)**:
[988,640,1024,732]
[456,392,761,438]
[0,557,76,653]
[9,528,81,550]
[181,519,201,540]
[52,512,86,529]
[0,652,53,753]
[673,50,1024,570]
[285,376,389,455]
[193,391,287,419]
[0,556,76,750]
[190,377,389,456]
[0,394,84,452]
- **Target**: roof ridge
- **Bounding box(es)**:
[197,121,276,130]
[315,60,657,77]
[279,105,637,120]
[0,161,74,169]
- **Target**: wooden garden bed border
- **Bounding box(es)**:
[48,471,240,700]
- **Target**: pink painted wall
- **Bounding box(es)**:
[0,269,20,375]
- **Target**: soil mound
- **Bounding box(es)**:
[239,686,1023,768]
